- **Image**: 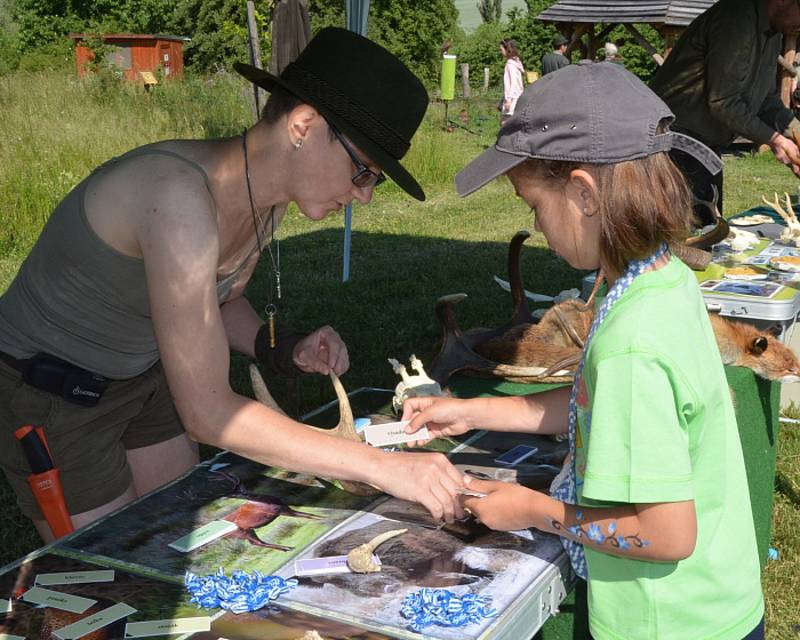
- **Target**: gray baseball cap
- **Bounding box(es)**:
[456,60,722,197]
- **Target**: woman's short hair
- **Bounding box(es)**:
[260,86,303,124]
[510,151,693,275]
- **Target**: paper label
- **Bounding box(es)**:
[35,570,115,587]
[53,602,136,640]
[294,554,381,576]
[168,520,238,553]
[0,598,12,613]
[124,616,211,637]
[363,421,429,447]
[22,587,96,614]
[0,634,26,640]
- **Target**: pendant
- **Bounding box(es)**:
[266,304,277,348]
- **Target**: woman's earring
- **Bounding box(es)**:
[294,139,304,150]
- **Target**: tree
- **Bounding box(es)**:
[367,0,459,85]
[477,0,502,24]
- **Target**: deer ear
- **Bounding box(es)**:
[765,324,782,338]
[752,336,769,355]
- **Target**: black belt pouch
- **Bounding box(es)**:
[22,354,110,407]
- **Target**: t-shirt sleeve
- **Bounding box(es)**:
[581,351,695,505]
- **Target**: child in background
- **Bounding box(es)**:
[499,39,525,126]
[404,61,764,640]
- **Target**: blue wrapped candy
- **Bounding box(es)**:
[400,588,497,632]
[184,569,297,614]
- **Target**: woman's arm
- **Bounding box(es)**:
[464,479,697,562]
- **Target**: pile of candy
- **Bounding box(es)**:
[399,588,497,632]
[185,569,297,614]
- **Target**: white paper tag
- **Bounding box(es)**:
[0,597,12,613]
[294,554,381,576]
[21,587,96,614]
[0,634,26,640]
[35,570,115,587]
[53,602,136,640]
[168,520,238,553]
[124,616,211,638]
[363,421,429,447]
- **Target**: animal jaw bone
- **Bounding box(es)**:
[249,365,382,496]
[346,528,408,573]
[762,192,800,247]
[388,355,444,413]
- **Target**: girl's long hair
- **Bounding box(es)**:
[500,39,521,60]
[510,146,693,275]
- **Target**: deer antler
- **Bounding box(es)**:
[248,365,381,496]
[762,192,794,225]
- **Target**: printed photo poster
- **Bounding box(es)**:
[274,499,565,640]
[58,453,377,583]
[0,552,203,640]
[186,606,396,640]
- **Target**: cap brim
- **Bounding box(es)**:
[455,145,529,197]
[234,62,426,201]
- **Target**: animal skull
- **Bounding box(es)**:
[388,355,444,413]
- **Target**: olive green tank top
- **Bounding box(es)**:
[0,148,257,379]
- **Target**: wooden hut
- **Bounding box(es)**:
[536,1,717,64]
[69,34,191,83]
[536,1,797,105]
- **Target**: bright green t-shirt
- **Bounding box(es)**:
[574,257,763,640]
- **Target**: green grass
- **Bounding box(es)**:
[0,71,799,637]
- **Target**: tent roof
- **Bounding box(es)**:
[536,1,717,27]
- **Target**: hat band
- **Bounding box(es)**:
[281,64,410,159]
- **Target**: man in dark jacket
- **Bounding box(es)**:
[650,0,800,223]
[541,34,570,75]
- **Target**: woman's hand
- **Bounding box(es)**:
[461,477,538,531]
[401,397,474,447]
[292,325,349,375]
[374,451,465,523]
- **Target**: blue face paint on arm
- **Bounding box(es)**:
[549,515,650,552]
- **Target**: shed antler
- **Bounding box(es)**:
[249,365,381,496]
[762,191,800,246]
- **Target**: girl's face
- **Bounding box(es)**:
[508,167,603,271]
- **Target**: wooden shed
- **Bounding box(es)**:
[69,34,191,83]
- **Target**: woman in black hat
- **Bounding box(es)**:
[0,27,464,542]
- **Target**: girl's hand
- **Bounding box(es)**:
[401,397,473,447]
[461,477,538,531]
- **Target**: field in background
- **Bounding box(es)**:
[0,70,798,637]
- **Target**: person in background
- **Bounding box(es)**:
[500,38,525,126]
[541,34,570,76]
[405,61,763,640]
[650,0,800,224]
[603,42,624,67]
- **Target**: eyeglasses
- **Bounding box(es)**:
[329,124,386,189]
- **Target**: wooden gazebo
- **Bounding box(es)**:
[536,0,797,104]
[536,1,717,64]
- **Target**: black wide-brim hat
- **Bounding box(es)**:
[234,27,428,201]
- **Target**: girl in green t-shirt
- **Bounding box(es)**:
[404,62,764,640]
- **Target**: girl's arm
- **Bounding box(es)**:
[464,479,697,562]
[402,386,571,442]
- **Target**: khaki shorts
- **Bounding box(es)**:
[0,359,185,520]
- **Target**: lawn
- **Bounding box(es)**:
[0,70,798,637]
